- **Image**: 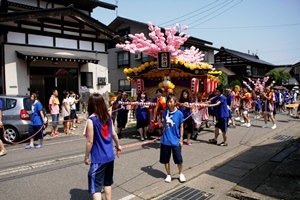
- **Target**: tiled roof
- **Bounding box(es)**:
[219,47,274,66]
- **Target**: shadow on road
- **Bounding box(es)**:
[70,188,92,200]
[141,165,166,179]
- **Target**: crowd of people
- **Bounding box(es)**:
[48,89,81,138]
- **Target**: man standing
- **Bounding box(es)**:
[48,88,60,137]
[0,98,7,156]
[207,87,230,146]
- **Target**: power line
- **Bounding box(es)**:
[192,22,300,30]
[187,0,235,27]
[161,0,232,28]
[189,0,243,29]
[158,0,220,27]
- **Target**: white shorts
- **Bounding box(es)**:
[242,111,248,115]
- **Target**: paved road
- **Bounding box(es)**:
[0,112,299,200]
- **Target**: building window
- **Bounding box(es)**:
[119,79,131,91]
[117,51,130,67]
[252,66,265,76]
[81,72,93,88]
[142,53,155,63]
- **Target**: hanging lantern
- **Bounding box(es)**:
[204,78,211,94]
[210,78,215,93]
[190,78,199,94]
[135,78,144,91]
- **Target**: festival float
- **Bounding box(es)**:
[116,22,222,128]
[116,22,221,99]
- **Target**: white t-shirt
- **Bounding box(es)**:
[69,96,76,110]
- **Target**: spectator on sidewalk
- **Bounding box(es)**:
[61,90,72,135]
[160,95,186,183]
[48,88,60,137]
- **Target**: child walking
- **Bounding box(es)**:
[241,93,252,128]
[160,95,186,183]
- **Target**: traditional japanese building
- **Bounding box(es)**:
[0,0,119,107]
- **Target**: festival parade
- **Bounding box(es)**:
[0,0,300,200]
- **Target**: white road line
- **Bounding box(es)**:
[0,154,84,176]
[119,194,136,200]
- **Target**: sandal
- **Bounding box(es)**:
[73,125,77,128]
[208,139,217,144]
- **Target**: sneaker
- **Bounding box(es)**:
[228,119,232,124]
[35,144,43,149]
[141,137,144,141]
[25,144,34,149]
[0,149,7,156]
[241,123,247,127]
[179,174,186,182]
[208,138,217,144]
[235,117,240,121]
[186,142,192,146]
[165,175,172,183]
[246,123,251,128]
[256,116,261,119]
[219,142,228,146]
[240,119,245,123]
[271,124,277,129]
[262,124,268,128]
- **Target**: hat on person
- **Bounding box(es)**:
[122,92,128,96]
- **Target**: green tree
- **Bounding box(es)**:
[229,80,241,89]
[266,69,291,86]
[217,73,228,89]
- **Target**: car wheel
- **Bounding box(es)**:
[3,125,19,143]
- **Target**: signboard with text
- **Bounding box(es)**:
[157,52,171,70]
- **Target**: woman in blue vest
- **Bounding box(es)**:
[84,93,122,200]
[25,93,47,149]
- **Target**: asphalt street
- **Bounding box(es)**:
[0,111,299,200]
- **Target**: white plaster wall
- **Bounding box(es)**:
[80,41,92,51]
[4,44,111,95]
[28,34,53,47]
[56,38,77,49]
[7,32,26,44]
[94,43,105,52]
[4,45,29,95]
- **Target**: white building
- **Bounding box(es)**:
[0,0,119,107]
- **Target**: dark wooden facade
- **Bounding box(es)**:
[214,47,275,83]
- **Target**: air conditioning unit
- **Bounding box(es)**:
[134,53,141,60]
[97,77,106,85]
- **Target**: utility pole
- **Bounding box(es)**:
[116,0,118,17]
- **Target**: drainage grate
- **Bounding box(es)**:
[273,135,294,141]
[158,186,214,200]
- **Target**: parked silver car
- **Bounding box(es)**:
[0,95,33,142]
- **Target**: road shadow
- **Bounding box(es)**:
[141,165,166,179]
[70,188,92,200]
[204,136,300,200]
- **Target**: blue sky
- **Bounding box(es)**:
[92,0,300,66]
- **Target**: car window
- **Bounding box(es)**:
[23,98,32,111]
[5,98,17,110]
